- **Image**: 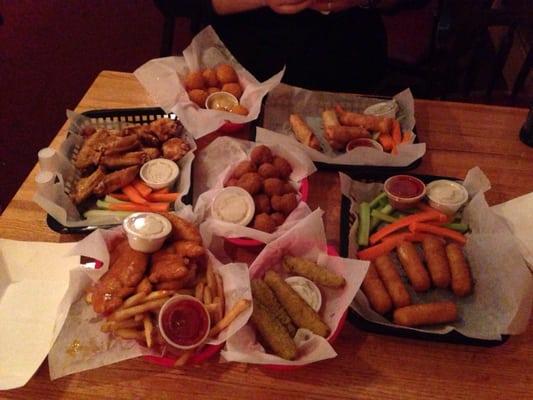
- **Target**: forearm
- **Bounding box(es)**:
[211,0,266,15]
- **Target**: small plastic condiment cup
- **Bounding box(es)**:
[383,175,426,210]
[346,138,383,152]
[363,101,398,119]
[205,91,239,112]
[426,180,469,215]
[122,212,172,253]
[140,158,180,190]
[211,187,255,227]
[158,295,211,350]
[285,276,322,312]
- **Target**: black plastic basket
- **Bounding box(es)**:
[339,171,508,346]
[46,107,193,234]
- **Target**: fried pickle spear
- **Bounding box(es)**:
[251,302,297,360]
[251,279,296,337]
[393,301,458,327]
[282,256,345,288]
[264,270,330,338]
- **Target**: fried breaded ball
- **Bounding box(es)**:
[271,193,298,215]
[225,177,238,187]
[232,160,257,179]
[188,89,208,108]
[270,212,286,226]
[258,163,280,179]
[250,145,273,165]
[253,193,271,214]
[202,68,219,87]
[216,63,239,84]
[263,178,284,196]
[222,83,243,100]
[229,104,249,116]
[184,71,205,90]
[252,213,277,233]
[237,172,262,195]
[207,87,221,95]
[272,156,292,179]
[283,182,297,194]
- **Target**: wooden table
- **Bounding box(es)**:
[2,71,532,399]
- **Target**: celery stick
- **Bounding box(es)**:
[104,195,126,204]
[442,222,469,233]
[357,202,371,247]
[369,192,387,209]
[370,203,393,231]
[96,199,110,209]
[371,209,397,223]
[84,209,133,219]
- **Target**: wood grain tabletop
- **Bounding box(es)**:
[1,71,532,400]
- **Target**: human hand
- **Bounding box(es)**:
[310,0,364,13]
[265,0,314,14]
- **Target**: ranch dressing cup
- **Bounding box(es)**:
[123,212,172,253]
[140,158,179,190]
[211,187,255,226]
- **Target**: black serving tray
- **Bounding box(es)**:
[46,107,193,234]
[339,171,508,346]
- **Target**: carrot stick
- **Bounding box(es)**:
[108,201,170,213]
[378,133,394,152]
[109,193,129,202]
[392,119,402,146]
[122,184,148,204]
[153,187,170,194]
[146,192,180,202]
[132,180,153,199]
[357,232,441,260]
[369,210,448,245]
[401,131,414,144]
[409,222,467,245]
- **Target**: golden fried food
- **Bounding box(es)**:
[184,71,205,90]
[188,89,209,108]
[271,193,298,215]
[422,235,451,289]
[250,145,273,165]
[148,251,189,283]
[100,151,149,169]
[174,240,205,258]
[325,125,371,150]
[282,256,346,288]
[322,109,340,130]
[396,241,431,292]
[264,270,330,337]
[257,163,279,179]
[202,68,219,87]
[289,114,321,151]
[74,129,112,169]
[70,167,106,204]
[270,212,286,226]
[361,263,393,315]
[207,87,221,95]
[103,135,141,156]
[446,243,473,297]
[160,212,202,243]
[232,160,257,179]
[374,254,411,308]
[393,301,458,327]
[252,213,277,233]
[162,137,190,162]
[335,105,393,135]
[236,172,262,195]
[215,63,239,84]
[251,279,296,337]
[263,178,284,196]
[222,82,243,99]
[251,302,297,360]
[229,104,249,115]
[253,193,271,214]
[272,156,292,179]
[93,165,140,196]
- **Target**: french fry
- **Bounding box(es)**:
[122,292,148,309]
[114,328,146,341]
[173,349,194,367]
[110,298,168,322]
[195,282,205,300]
[203,286,213,305]
[143,315,154,348]
[144,290,175,302]
[176,288,195,296]
[134,313,145,322]
[136,277,152,294]
[215,272,225,315]
[209,299,251,338]
[101,318,143,333]
[206,263,216,293]
[156,280,186,291]
[212,297,223,323]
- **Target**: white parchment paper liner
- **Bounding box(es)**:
[190,136,316,245]
[33,110,196,228]
[260,83,425,166]
[48,223,252,380]
[339,167,532,340]
[0,240,89,390]
[221,209,369,365]
[134,26,284,138]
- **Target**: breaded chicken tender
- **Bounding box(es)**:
[282,256,346,288]
[251,279,296,337]
[264,270,330,337]
[159,212,202,244]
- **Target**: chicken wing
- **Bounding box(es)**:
[103,134,140,155]
[100,151,149,169]
[162,137,190,162]
[148,251,189,283]
[143,147,161,160]
[74,129,111,169]
[147,118,183,142]
[70,167,106,204]
[93,166,140,196]
[160,212,202,243]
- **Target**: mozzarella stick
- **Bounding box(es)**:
[393,301,458,327]
[422,235,451,288]
[396,241,431,292]
[361,263,393,315]
[446,243,473,297]
[374,254,411,308]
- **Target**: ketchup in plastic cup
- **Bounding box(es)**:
[383,175,426,210]
[158,295,211,350]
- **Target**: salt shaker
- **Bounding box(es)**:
[38,147,59,172]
